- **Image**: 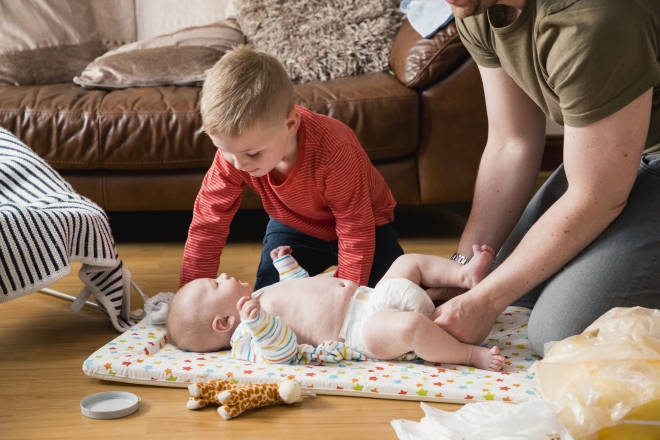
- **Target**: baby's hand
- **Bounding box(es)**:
[237,295,260,321]
[270,245,292,261]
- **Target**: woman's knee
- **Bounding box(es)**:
[527,308,593,356]
[527,321,554,357]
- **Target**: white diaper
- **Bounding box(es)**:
[338,278,435,357]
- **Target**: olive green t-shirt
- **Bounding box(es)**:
[457,0,660,152]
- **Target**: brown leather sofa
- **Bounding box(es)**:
[0,20,487,211]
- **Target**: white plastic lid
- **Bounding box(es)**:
[80,391,140,420]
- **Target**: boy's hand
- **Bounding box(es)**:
[270,245,292,261]
[237,295,260,321]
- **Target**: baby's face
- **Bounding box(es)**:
[199,273,252,304]
[170,274,252,352]
[183,274,253,313]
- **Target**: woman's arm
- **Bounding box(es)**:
[457,66,547,258]
[435,88,653,345]
[431,66,546,302]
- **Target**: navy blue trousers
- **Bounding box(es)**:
[254,218,404,290]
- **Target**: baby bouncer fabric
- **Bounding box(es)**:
[0,127,133,331]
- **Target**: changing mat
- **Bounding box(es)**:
[83,306,540,404]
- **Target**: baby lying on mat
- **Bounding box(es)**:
[168,245,504,371]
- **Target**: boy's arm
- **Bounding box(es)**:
[235,306,300,364]
[179,153,245,288]
[324,142,378,286]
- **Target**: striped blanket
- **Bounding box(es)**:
[0,127,133,332]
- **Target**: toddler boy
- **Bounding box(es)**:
[180,45,403,290]
[168,245,505,371]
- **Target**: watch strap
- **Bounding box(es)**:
[450,253,470,265]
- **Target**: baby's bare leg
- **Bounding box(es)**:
[378,248,494,295]
[377,254,462,291]
[362,309,504,371]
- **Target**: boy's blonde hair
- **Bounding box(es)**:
[200,45,295,137]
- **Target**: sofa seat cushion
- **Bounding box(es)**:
[0,83,105,169]
[295,73,419,161]
[98,85,217,170]
[0,72,418,170]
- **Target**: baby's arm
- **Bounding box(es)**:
[379,245,495,292]
[270,246,309,281]
[234,296,300,364]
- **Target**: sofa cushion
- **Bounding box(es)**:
[89,0,138,50]
[389,19,467,89]
[98,85,217,170]
[98,72,417,170]
[237,0,403,84]
[295,73,419,161]
[135,0,231,41]
[0,84,105,169]
[0,73,417,171]
[74,20,244,89]
[0,0,105,86]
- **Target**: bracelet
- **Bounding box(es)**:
[450,253,470,265]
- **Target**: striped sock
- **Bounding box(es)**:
[273,254,309,281]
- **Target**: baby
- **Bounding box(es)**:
[167,245,505,371]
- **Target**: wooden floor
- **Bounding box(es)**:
[0,208,468,440]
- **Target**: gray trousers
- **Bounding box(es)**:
[493,153,660,356]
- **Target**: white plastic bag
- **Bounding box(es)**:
[531,307,660,439]
[391,400,572,440]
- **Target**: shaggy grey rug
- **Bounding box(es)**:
[236,0,403,84]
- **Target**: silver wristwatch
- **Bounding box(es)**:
[450,253,470,265]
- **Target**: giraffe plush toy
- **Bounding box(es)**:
[187,379,303,419]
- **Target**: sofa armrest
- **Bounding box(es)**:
[389,19,467,89]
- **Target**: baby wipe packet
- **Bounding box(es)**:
[530,307,660,439]
[391,400,571,440]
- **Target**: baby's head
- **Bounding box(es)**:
[167,274,252,352]
[200,45,298,178]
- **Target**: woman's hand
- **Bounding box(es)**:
[432,291,502,345]
[425,286,465,303]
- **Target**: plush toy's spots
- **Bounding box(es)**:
[186,379,303,419]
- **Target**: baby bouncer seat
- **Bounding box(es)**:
[0,127,143,332]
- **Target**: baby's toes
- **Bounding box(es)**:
[490,358,504,371]
[482,245,495,255]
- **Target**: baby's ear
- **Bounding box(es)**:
[212,315,236,333]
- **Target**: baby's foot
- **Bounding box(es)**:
[467,346,504,371]
[460,244,495,289]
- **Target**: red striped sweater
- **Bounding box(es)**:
[179,106,396,287]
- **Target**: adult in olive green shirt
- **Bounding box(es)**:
[433,0,660,355]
